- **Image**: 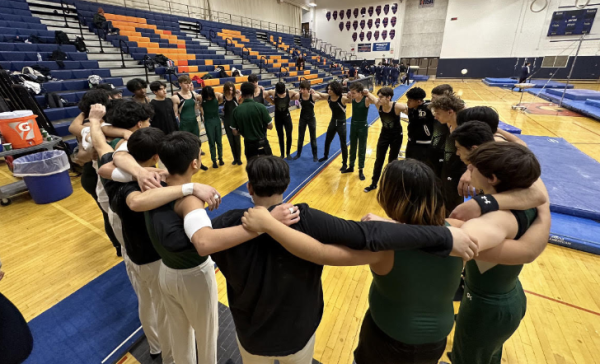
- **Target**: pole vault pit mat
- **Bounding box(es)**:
[499,121,521,134]
[549,212,600,255]
[519,135,600,221]
[547,88,600,100]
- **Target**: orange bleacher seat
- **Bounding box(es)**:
[235,76,248,83]
[306,74,318,80]
[190,72,207,79]
[178,66,190,73]
[220,65,230,71]
[214,86,224,93]
[186,54,196,60]
[288,71,297,77]
[203,79,220,87]
[272,63,282,68]
[175,60,188,66]
[205,60,213,66]
[310,79,323,85]
[250,51,259,56]
[303,70,311,75]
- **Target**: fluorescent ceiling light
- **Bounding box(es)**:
[308,2,317,6]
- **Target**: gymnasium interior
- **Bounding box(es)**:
[0,0,599,363]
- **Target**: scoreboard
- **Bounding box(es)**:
[548,8,597,36]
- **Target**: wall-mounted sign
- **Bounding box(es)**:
[372,42,390,51]
[358,43,371,52]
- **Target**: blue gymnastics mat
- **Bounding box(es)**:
[526,88,600,121]
[520,135,600,221]
[412,75,430,81]
[483,78,517,87]
[499,121,521,134]
[546,88,600,100]
[529,80,574,89]
[549,212,600,255]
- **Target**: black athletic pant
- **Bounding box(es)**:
[81,162,120,250]
[244,137,272,161]
[323,119,348,165]
[371,129,403,186]
[405,142,437,173]
[0,292,33,364]
[275,112,293,157]
[223,119,242,162]
[354,310,446,364]
[297,116,317,157]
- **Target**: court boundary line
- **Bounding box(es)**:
[524,289,600,317]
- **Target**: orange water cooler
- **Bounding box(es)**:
[0,110,43,149]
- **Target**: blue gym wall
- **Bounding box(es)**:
[437,56,600,80]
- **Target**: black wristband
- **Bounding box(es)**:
[473,194,500,215]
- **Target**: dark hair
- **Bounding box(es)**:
[149,81,166,93]
[378,159,446,226]
[128,127,165,163]
[328,81,343,96]
[377,86,394,98]
[299,80,311,90]
[223,81,235,97]
[406,87,426,101]
[108,100,154,129]
[201,85,215,100]
[349,82,364,92]
[126,78,148,93]
[246,156,290,197]
[248,74,259,83]
[159,131,201,175]
[469,142,541,193]
[105,98,125,124]
[431,84,453,96]
[451,121,495,149]
[429,94,465,112]
[456,106,500,133]
[275,82,286,94]
[240,82,255,97]
[78,89,110,118]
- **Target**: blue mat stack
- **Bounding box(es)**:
[520,135,600,255]
[482,77,575,89]
[525,88,600,121]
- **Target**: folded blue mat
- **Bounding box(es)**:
[529,80,574,89]
[527,88,600,120]
[520,135,600,221]
[547,88,600,100]
[498,121,521,134]
[484,77,517,84]
[585,99,600,107]
[549,212,600,255]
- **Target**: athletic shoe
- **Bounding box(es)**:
[200,164,208,171]
[318,156,328,162]
[359,170,365,180]
[237,160,243,166]
[313,156,318,162]
[342,166,354,174]
[115,245,122,257]
[219,159,224,166]
[340,164,348,173]
[212,162,218,168]
[364,185,377,193]
[293,155,302,160]
[232,160,237,165]
[286,155,292,160]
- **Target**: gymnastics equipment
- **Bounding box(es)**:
[511,83,535,111]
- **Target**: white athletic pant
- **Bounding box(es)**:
[236,334,316,364]
[159,258,218,364]
[123,255,174,364]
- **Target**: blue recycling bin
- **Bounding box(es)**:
[12,150,72,204]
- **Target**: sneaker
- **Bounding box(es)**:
[237,160,243,166]
[318,156,328,162]
[286,155,292,160]
[232,160,237,165]
[313,156,318,162]
[219,159,224,166]
[364,185,377,193]
[212,162,218,168]
[342,166,354,174]
[200,164,208,171]
[115,245,122,257]
[359,169,365,180]
[293,155,301,160]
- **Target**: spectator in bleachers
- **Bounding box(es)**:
[221,82,243,166]
[149,81,178,135]
[127,78,150,104]
[248,74,265,104]
[231,82,273,160]
[93,8,117,39]
[199,86,225,169]
[296,54,305,71]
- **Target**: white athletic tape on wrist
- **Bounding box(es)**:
[184,209,212,240]
[182,183,194,196]
[111,168,133,182]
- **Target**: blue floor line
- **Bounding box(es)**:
[25,84,413,363]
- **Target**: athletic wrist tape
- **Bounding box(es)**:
[111,168,133,182]
[184,209,212,240]
[182,183,194,196]
[473,194,500,215]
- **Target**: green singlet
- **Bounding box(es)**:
[177,92,199,137]
[451,208,538,364]
[351,96,369,122]
[368,221,463,345]
[349,96,369,169]
[202,97,223,163]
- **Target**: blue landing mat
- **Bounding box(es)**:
[526,88,600,120]
[207,83,413,219]
[520,135,600,221]
[483,78,517,87]
[483,78,574,89]
[547,88,600,100]
[412,75,430,81]
[549,212,600,255]
[529,80,574,89]
[585,99,600,107]
[498,121,521,134]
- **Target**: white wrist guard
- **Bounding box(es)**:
[182,183,194,196]
[184,208,212,239]
[111,168,133,182]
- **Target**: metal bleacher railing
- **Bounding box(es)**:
[75,0,303,36]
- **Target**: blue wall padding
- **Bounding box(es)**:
[549,213,600,255]
[520,135,600,221]
[547,88,600,100]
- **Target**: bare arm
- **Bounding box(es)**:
[497,129,527,146]
[178,196,258,256]
[102,125,132,140]
[362,90,379,106]
[68,112,86,136]
[264,90,275,105]
[88,105,113,158]
[171,96,180,118]
[126,183,221,212]
[215,92,224,104]
[460,210,519,252]
[476,203,550,264]
[113,150,163,191]
[241,207,384,266]
[267,123,274,130]
[395,102,408,115]
[289,90,300,101]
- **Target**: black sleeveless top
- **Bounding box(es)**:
[300,94,315,120]
[378,102,401,130]
[328,96,347,121]
[407,102,435,143]
[254,88,265,104]
[222,96,239,124]
[274,91,290,115]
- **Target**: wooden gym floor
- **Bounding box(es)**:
[0,80,599,364]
